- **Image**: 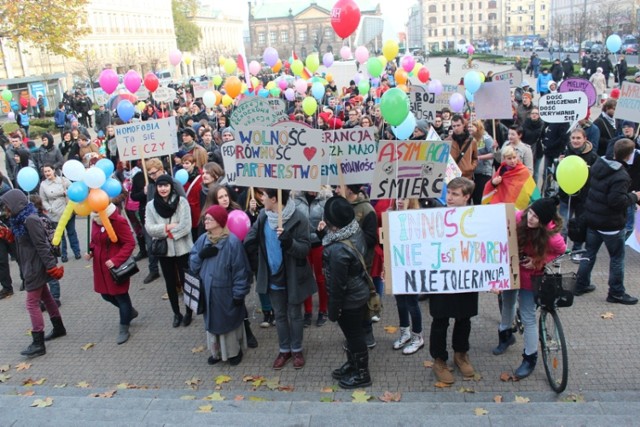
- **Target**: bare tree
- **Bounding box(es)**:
[594,2,625,40]
[198,42,226,75]
[312,25,326,53]
[144,48,165,73]
[551,15,568,48]
[117,47,139,73]
[569,7,594,46]
[73,48,103,99]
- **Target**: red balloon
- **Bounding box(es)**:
[331,0,361,39]
[144,73,159,92]
[610,88,621,99]
[20,97,28,107]
[417,67,430,83]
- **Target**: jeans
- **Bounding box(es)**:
[395,294,422,333]
[158,254,192,316]
[101,293,134,325]
[372,276,384,297]
[304,246,327,314]
[429,317,471,361]
[143,226,159,274]
[48,280,60,300]
[577,228,626,297]
[625,205,636,238]
[338,305,368,354]
[499,289,537,355]
[26,285,60,332]
[269,288,304,352]
[258,292,272,312]
[60,214,81,258]
[559,199,584,250]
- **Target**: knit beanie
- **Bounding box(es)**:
[206,205,228,228]
[154,174,173,187]
[324,196,355,228]
[530,197,559,226]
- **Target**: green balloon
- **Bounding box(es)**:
[1,89,12,102]
[269,87,281,97]
[212,75,223,87]
[291,60,304,76]
[358,80,370,95]
[302,97,317,116]
[380,88,410,126]
[556,155,588,195]
[367,58,383,77]
[306,54,320,73]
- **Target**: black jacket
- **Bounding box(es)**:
[584,157,637,231]
[593,114,616,157]
[558,141,599,203]
[542,122,570,158]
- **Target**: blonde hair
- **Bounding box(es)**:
[145,158,163,171]
[501,145,517,159]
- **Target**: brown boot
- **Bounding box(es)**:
[454,352,475,378]
[433,358,454,384]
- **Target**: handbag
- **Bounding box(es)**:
[183,270,205,315]
[150,238,168,256]
[341,239,382,318]
[109,257,140,284]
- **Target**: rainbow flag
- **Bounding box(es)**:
[292,51,312,80]
[482,163,540,211]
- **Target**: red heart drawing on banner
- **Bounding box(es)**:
[303,147,317,161]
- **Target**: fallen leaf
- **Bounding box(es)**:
[23,378,46,387]
[89,390,117,398]
[434,382,452,388]
[514,395,530,403]
[320,396,334,402]
[0,364,10,372]
[16,362,32,371]
[499,372,515,382]
[191,346,205,354]
[321,386,335,393]
[378,391,402,402]
[383,326,398,334]
[234,395,244,401]
[30,397,53,408]
[53,384,67,388]
[474,407,488,416]
[161,293,169,300]
[214,375,231,385]
[265,377,280,390]
[197,404,213,413]
[278,384,295,392]
[463,372,483,382]
[248,396,268,401]
[18,390,35,396]
[351,390,372,403]
[203,392,225,401]
[26,329,32,336]
[600,312,614,320]
[458,386,475,393]
[493,395,503,403]
[116,383,131,389]
[185,377,202,390]
[81,343,95,351]
[562,393,585,403]
[423,360,433,369]
[180,395,196,400]
[76,381,90,388]
[0,374,11,383]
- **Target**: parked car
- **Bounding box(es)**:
[534,45,545,52]
[522,40,534,51]
[565,44,580,53]
[625,43,639,55]
[475,42,492,53]
[581,41,594,53]
[590,43,604,54]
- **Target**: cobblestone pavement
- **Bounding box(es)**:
[0,215,639,396]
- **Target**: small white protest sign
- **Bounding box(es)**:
[192,81,215,99]
[474,81,513,120]
[538,92,588,129]
[115,117,179,161]
[153,87,177,103]
[492,69,523,88]
[231,98,287,128]
[614,81,640,123]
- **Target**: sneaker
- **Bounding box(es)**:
[303,312,312,328]
[207,356,221,365]
[571,253,584,264]
[260,311,271,328]
[273,352,292,370]
[292,351,305,369]
[402,332,424,355]
[143,271,160,284]
[316,312,327,327]
[574,284,596,296]
[74,253,82,260]
[606,293,638,305]
[392,327,411,350]
[370,314,381,323]
[0,289,13,300]
[61,255,69,263]
[365,331,377,349]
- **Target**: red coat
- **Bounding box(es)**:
[183,174,203,229]
[89,209,136,295]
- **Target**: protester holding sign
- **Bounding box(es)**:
[446,115,478,180]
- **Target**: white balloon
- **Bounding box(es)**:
[202,91,217,108]
[62,160,86,182]
[84,166,107,189]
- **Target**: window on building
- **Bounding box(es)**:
[270,31,277,44]
[452,4,455,10]
[460,15,463,22]
[461,28,465,35]
[452,28,456,36]
[442,4,446,11]
[434,29,438,36]
[429,5,436,13]
[489,13,497,20]
[541,4,546,10]
[452,15,455,23]
[469,2,472,9]
[541,25,545,30]
[478,13,482,20]
[258,32,266,45]
[428,29,433,37]
[324,27,333,42]
[429,16,437,24]
[281,31,288,43]
[299,29,307,42]
[443,28,447,36]
[461,2,464,10]
[443,16,446,23]
[478,26,483,34]
[488,0,496,8]
[478,1,482,8]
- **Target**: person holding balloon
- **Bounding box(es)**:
[177,154,203,242]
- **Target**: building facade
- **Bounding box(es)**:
[192,4,244,76]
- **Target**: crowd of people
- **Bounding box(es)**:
[1,53,639,389]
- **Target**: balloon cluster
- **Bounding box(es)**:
[98,65,160,124]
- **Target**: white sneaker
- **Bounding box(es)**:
[392,327,411,350]
[402,332,424,355]
[571,253,583,264]
[371,315,381,323]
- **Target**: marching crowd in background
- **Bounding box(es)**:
[1,53,640,389]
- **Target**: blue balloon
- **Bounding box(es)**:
[391,112,417,140]
[175,169,189,186]
[96,158,114,178]
[258,89,269,98]
[117,100,135,122]
[67,181,89,202]
[101,178,122,198]
[463,71,481,94]
[606,34,622,53]
[465,90,474,102]
[16,167,39,192]
[311,82,324,100]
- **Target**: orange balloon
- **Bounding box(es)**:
[396,84,409,92]
[326,73,333,82]
[74,200,92,216]
[87,188,109,212]
[214,90,222,105]
[225,76,242,99]
[272,59,282,73]
[98,210,118,243]
[394,69,408,85]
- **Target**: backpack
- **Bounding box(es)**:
[38,213,62,258]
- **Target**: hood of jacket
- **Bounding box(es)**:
[41,133,55,149]
[567,140,594,155]
[591,156,623,181]
[0,189,28,216]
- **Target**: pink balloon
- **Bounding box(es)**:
[449,93,465,113]
[263,47,279,67]
[340,46,352,60]
[428,79,443,96]
[249,60,261,76]
[294,79,308,95]
[284,88,295,101]
[98,69,119,95]
[355,46,369,64]
[401,55,415,73]
[467,45,475,55]
[169,49,182,66]
[124,70,141,93]
[278,78,288,90]
[227,210,251,241]
[323,52,334,68]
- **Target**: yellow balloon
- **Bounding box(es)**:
[479,72,486,83]
[222,94,233,106]
[325,73,333,82]
[241,83,247,93]
[412,62,422,75]
[302,97,317,115]
[212,75,223,86]
[291,60,304,76]
[223,58,237,75]
[265,81,276,90]
[184,55,192,66]
[251,76,260,88]
[219,56,226,66]
[382,40,399,61]
[378,55,388,69]
[136,101,146,111]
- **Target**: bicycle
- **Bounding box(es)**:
[533,250,585,393]
[461,61,479,70]
[541,158,560,198]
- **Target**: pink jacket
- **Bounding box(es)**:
[516,210,567,291]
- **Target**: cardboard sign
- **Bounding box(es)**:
[230,124,322,191]
[115,117,179,161]
[370,140,451,200]
[614,82,640,123]
[153,87,177,103]
[409,85,438,122]
[539,92,588,129]
[321,128,377,185]
[492,69,523,88]
[558,78,597,107]
[135,87,150,101]
[192,81,216,99]
[382,204,520,295]
[231,98,287,128]
[473,81,513,120]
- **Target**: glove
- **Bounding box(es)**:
[233,298,244,307]
[279,231,293,250]
[47,265,64,280]
[199,245,219,259]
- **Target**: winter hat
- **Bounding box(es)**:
[221,127,234,136]
[154,174,173,187]
[520,81,530,88]
[324,196,355,228]
[182,128,197,139]
[634,71,640,79]
[530,197,559,226]
[346,184,363,195]
[206,205,228,228]
[414,119,429,134]
[621,121,637,130]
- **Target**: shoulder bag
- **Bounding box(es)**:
[109,257,140,284]
[340,239,382,318]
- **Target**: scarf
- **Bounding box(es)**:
[452,131,470,146]
[153,191,180,219]
[9,203,37,238]
[266,198,296,230]
[602,112,616,129]
[182,141,197,152]
[322,218,360,246]
[207,227,229,245]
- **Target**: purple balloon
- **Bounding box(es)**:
[353,73,363,84]
[99,69,119,95]
[449,93,465,112]
[323,52,334,68]
[558,78,597,107]
[284,88,295,101]
[371,77,380,87]
[263,47,279,68]
[428,79,443,96]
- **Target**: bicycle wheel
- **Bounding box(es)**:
[473,63,479,69]
[539,309,568,393]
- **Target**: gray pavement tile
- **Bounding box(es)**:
[143,410,310,426]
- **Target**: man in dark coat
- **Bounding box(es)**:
[562,55,574,78]
[593,99,617,157]
[550,59,563,83]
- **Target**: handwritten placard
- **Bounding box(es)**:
[192,81,216,99]
[382,204,520,294]
[370,140,450,200]
[409,84,437,122]
[230,124,322,191]
[474,81,513,119]
[539,92,588,129]
[492,69,523,88]
[153,86,177,103]
[614,81,640,123]
[231,98,288,128]
[321,128,377,185]
[115,117,179,161]
[558,77,597,107]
